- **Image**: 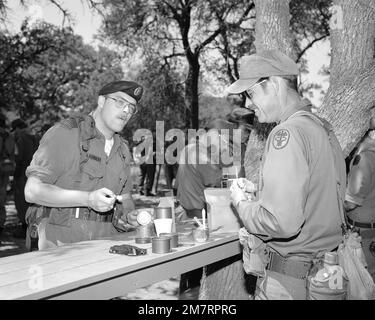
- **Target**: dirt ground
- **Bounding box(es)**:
[0,165,188,300]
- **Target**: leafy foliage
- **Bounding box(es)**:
[0,20,123,132]
[97,0,255,128]
[122,57,186,143]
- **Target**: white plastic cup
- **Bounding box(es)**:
[153,218,173,236]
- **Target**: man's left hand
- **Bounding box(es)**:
[230,181,248,207]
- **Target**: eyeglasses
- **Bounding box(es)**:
[243,78,268,101]
[106,96,138,115]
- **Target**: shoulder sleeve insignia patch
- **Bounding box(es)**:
[369,240,375,258]
[272,129,290,150]
[353,154,361,166]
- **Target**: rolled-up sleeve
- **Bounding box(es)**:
[26,125,76,184]
[237,125,309,240]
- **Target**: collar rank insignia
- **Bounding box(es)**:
[273,129,290,150]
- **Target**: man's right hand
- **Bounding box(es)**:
[236,178,257,193]
[88,188,116,212]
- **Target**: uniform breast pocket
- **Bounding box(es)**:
[78,161,105,190]
[83,164,104,180]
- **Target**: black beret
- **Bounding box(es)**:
[98,80,143,103]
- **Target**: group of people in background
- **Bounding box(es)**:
[0,116,43,240]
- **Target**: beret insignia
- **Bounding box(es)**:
[272,129,290,150]
[99,80,143,103]
[134,87,142,97]
[353,155,361,166]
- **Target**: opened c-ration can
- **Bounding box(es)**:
[159,232,179,248]
[152,236,172,254]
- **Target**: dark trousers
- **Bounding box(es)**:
[164,163,178,190]
[139,163,156,192]
[13,173,29,225]
[185,204,207,219]
[0,172,10,229]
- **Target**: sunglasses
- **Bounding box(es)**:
[243,78,268,101]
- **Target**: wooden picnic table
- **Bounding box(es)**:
[0,230,240,300]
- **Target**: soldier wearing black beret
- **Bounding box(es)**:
[24,80,144,250]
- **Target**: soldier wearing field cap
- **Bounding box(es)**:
[227,50,346,299]
[345,116,375,281]
[25,80,143,250]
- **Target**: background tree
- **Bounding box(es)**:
[95,0,255,129]
[122,56,186,144]
[317,0,375,156]
[0,0,72,26]
[0,20,124,133]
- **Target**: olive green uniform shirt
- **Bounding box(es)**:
[26,115,132,230]
[238,105,345,258]
[176,142,222,211]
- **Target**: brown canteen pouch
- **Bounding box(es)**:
[306,254,348,300]
[239,228,270,277]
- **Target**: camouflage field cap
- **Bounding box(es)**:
[226,50,299,94]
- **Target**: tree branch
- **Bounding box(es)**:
[297,35,327,62]
[196,27,224,53]
[49,0,72,26]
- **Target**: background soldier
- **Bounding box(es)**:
[345,116,375,281]
[11,118,38,239]
[0,114,15,240]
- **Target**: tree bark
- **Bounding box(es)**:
[199,255,251,300]
[185,54,200,129]
[317,0,375,156]
[254,0,295,58]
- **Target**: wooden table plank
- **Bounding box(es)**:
[0,232,240,300]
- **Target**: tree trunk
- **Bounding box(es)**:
[199,255,251,300]
[317,0,375,156]
[184,54,200,129]
[254,0,295,58]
